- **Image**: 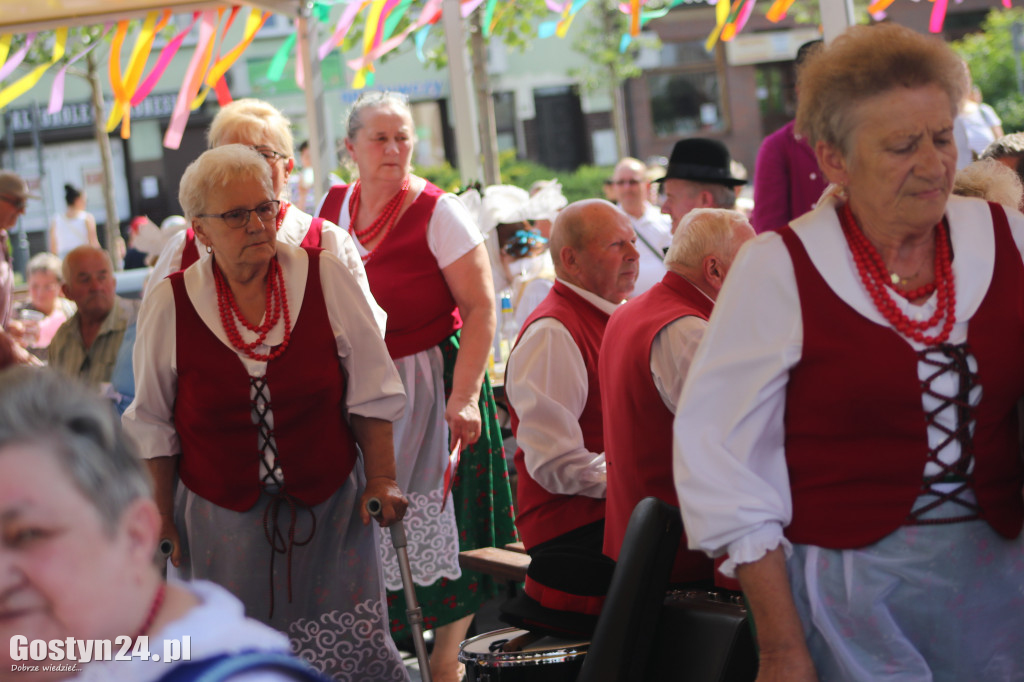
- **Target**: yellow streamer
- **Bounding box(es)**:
[0,34,12,72]
[204,10,268,90]
[188,8,223,110]
[704,0,732,51]
[106,12,168,138]
[0,28,66,110]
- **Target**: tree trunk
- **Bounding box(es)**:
[602,3,629,158]
[470,11,501,186]
[86,50,121,270]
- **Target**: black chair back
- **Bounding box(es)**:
[576,496,682,682]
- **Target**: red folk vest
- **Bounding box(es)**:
[319,182,462,359]
[780,202,1024,547]
[509,281,608,548]
[600,272,714,583]
[179,216,325,270]
[170,249,358,512]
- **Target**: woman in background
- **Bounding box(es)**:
[318,91,517,682]
[49,183,99,258]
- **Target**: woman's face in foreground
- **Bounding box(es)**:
[825,84,957,234]
[0,443,141,666]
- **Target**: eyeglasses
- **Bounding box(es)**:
[197,200,281,229]
[250,146,288,163]
[613,179,642,187]
[0,195,26,210]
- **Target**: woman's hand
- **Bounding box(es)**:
[360,477,408,527]
[445,395,482,448]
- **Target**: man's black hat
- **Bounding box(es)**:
[657,138,746,187]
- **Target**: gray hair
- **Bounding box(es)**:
[178,145,274,220]
[666,208,751,269]
[0,367,152,534]
[345,91,412,141]
[953,159,1024,209]
[27,252,63,282]
[796,24,965,154]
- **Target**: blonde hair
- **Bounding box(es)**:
[178,145,274,220]
[953,158,1024,209]
[796,24,965,154]
[666,208,751,270]
[207,98,294,159]
[27,252,63,282]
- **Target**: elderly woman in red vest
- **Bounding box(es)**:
[123,145,409,681]
[145,99,385,335]
[317,92,516,682]
[673,24,1024,682]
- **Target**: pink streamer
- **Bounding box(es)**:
[928,0,948,33]
[545,0,565,11]
[318,0,364,61]
[132,12,199,105]
[348,0,442,71]
[733,0,755,34]
[0,33,34,82]
[164,11,217,150]
[461,0,486,17]
[49,26,112,114]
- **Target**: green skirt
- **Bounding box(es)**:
[386,330,519,634]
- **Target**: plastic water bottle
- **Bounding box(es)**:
[498,291,516,363]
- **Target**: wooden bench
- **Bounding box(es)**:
[459,546,530,583]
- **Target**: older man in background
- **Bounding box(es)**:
[502,199,638,636]
[611,157,672,297]
[600,208,754,586]
[49,246,138,388]
[659,139,747,233]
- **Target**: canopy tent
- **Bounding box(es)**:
[0,0,346,196]
[0,0,854,188]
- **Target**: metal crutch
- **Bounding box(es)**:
[367,497,433,682]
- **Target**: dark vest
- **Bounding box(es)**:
[318,182,461,359]
[779,201,1024,547]
[171,249,358,511]
[509,281,608,548]
[600,272,714,583]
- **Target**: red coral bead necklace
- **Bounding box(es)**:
[348,177,410,248]
[838,202,956,346]
[214,255,292,362]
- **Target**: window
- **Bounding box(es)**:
[646,41,726,137]
[493,91,517,152]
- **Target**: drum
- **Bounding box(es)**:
[459,627,589,682]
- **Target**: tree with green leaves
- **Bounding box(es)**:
[952,8,1024,133]
[570,0,660,158]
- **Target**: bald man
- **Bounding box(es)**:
[501,199,638,636]
[49,246,139,388]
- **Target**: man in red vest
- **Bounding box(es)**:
[600,208,754,590]
[501,199,638,637]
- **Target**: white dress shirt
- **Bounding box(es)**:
[628,203,672,297]
[123,242,405,462]
[146,204,387,337]
[505,279,622,498]
[672,195,1024,576]
[650,311,710,412]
